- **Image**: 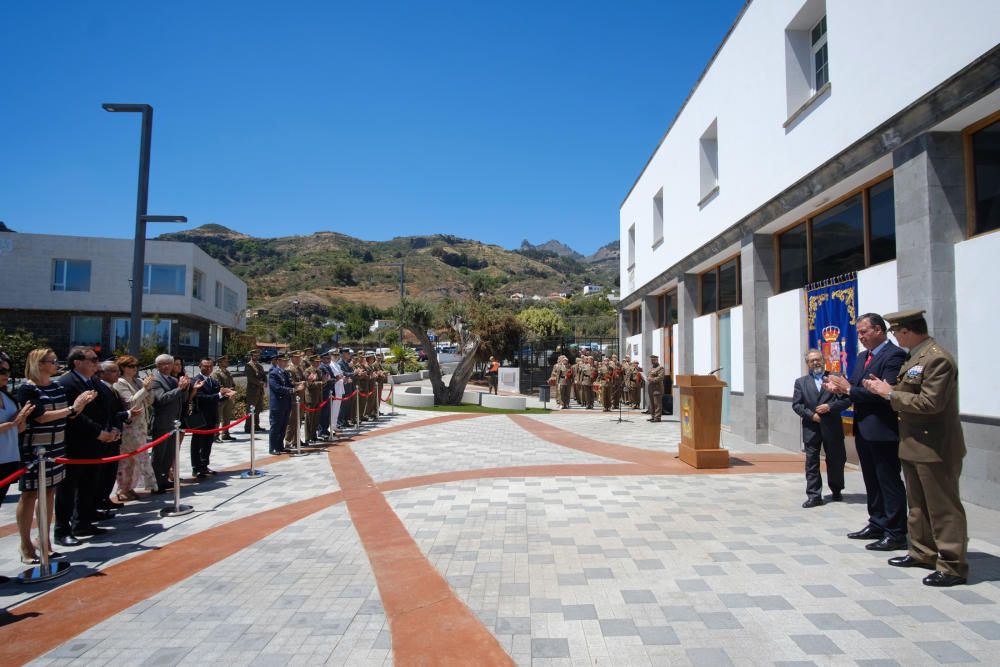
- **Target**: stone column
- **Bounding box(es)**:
[640,295,656,365]
[676,274,697,375]
[739,232,776,443]
[892,132,966,358]
[617,310,626,358]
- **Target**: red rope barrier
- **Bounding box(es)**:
[0,466,27,487]
[331,390,358,401]
[380,384,394,402]
[54,430,174,465]
[184,414,250,435]
[301,397,331,413]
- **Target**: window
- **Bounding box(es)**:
[70,316,102,346]
[970,117,1000,236]
[699,120,719,204]
[111,318,171,352]
[215,281,223,309]
[656,290,677,329]
[223,286,239,314]
[652,189,664,246]
[776,176,895,292]
[143,264,185,295]
[627,225,636,268]
[700,257,740,315]
[626,308,641,336]
[193,269,206,301]
[179,326,201,347]
[52,259,91,292]
[810,16,828,91]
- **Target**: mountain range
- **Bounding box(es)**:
[156,225,619,315]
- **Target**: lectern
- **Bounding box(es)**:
[676,374,729,469]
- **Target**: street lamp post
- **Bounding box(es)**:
[293,300,300,344]
[103,103,187,356]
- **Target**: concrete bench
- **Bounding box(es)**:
[481,394,526,410]
[404,386,424,394]
[394,391,436,408]
[390,372,422,384]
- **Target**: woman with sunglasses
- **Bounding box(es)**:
[15,348,95,564]
[111,355,156,501]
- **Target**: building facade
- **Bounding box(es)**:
[0,232,247,361]
[618,0,1000,508]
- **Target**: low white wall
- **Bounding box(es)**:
[651,327,664,361]
[857,260,899,349]
[671,324,679,376]
[768,288,805,397]
[693,314,715,374]
[626,333,642,362]
[956,233,1000,417]
[730,306,744,393]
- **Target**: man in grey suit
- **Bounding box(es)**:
[149,354,196,493]
[793,349,850,508]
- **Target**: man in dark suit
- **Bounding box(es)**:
[268,353,300,454]
[55,347,121,546]
[825,313,908,551]
[191,357,235,478]
[149,354,196,493]
[95,361,130,510]
[793,349,850,508]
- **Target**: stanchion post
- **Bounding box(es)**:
[329,394,335,440]
[18,445,70,583]
[355,390,361,435]
[241,405,265,478]
[161,421,193,517]
[390,377,395,416]
[290,396,308,457]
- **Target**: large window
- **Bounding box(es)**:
[223,286,239,314]
[777,176,896,292]
[52,259,91,292]
[656,290,677,329]
[70,316,102,346]
[811,15,829,91]
[699,257,740,315]
[112,318,171,352]
[143,264,185,295]
[193,269,206,301]
[215,281,223,309]
[626,308,641,336]
[179,326,201,347]
[970,117,1000,236]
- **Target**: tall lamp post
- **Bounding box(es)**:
[103,103,187,356]
[293,300,300,344]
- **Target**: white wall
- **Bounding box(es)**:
[671,324,679,378]
[626,333,643,364]
[693,314,715,374]
[651,327,664,361]
[768,288,805,396]
[730,306,744,392]
[620,0,1000,297]
[956,233,1000,417]
[857,261,899,350]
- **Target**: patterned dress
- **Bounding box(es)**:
[16,381,68,491]
[113,377,157,493]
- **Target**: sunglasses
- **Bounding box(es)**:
[0,368,10,375]
[122,363,138,368]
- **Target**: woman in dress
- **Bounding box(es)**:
[0,354,33,507]
[112,355,156,501]
[15,349,95,563]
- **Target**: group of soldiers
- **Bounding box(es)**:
[549,351,645,412]
[243,348,390,445]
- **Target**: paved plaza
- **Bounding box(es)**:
[1,406,998,666]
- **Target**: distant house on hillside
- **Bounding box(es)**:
[582,284,603,295]
[509,293,524,302]
[369,319,396,333]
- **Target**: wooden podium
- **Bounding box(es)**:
[676,374,729,469]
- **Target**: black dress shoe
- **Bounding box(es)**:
[847,525,884,540]
[866,536,908,551]
[74,524,109,537]
[888,555,935,570]
[194,470,208,479]
[923,571,967,587]
[54,535,82,547]
[204,468,218,476]
[802,497,824,508]
[830,491,843,502]
[91,510,117,522]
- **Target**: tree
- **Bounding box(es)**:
[517,307,567,338]
[0,327,49,379]
[396,298,481,405]
[471,302,523,365]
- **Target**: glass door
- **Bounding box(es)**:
[718,311,732,426]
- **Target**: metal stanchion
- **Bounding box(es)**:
[290,396,309,457]
[19,445,71,583]
[241,405,265,478]
[390,377,396,416]
[161,421,194,517]
[355,390,361,435]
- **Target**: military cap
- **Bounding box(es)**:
[275,352,289,360]
[320,351,331,358]
[883,309,926,329]
[215,354,228,362]
[649,354,659,360]
[290,350,303,357]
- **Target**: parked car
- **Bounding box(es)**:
[258,348,279,363]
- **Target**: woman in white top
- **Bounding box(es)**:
[112,355,157,501]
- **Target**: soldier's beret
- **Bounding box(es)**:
[650,354,659,360]
[275,353,289,360]
[883,309,926,329]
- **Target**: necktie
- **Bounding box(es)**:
[863,353,873,370]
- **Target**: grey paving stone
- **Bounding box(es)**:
[529,598,563,613]
[792,554,827,565]
[803,584,845,598]
[851,573,891,587]
[774,662,818,667]
[916,641,978,664]
[749,562,783,574]
[661,605,700,622]
[943,589,994,605]
[901,605,952,622]
[583,567,614,580]
[621,589,657,604]
[964,620,1000,640]
[752,595,793,611]
[790,634,844,655]
[635,558,665,570]
[557,573,587,586]
[141,647,195,667]
[694,564,726,576]
[710,551,739,562]
[851,619,902,639]
[599,618,640,636]
[857,599,905,616]
[700,612,742,630]
[638,626,680,646]
[562,604,598,620]
[531,638,570,659]
[805,613,852,630]
[357,599,383,614]
[249,655,290,667]
[528,553,555,564]
[685,647,734,666]
[677,578,711,592]
[495,617,531,635]
[500,582,529,596]
[855,661,902,667]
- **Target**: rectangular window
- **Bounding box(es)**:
[656,290,677,329]
[868,179,896,264]
[811,194,864,282]
[52,259,91,292]
[193,269,206,301]
[179,326,201,347]
[811,15,828,91]
[652,189,664,246]
[971,118,1000,236]
[143,264,185,295]
[627,225,636,268]
[778,223,809,292]
[111,318,171,352]
[700,271,717,315]
[70,316,102,346]
[699,120,719,204]
[215,281,223,309]
[700,257,740,315]
[223,286,239,314]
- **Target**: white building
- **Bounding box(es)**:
[582,284,604,296]
[618,1,1000,508]
[0,232,247,359]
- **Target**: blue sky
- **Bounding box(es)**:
[1,1,744,255]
